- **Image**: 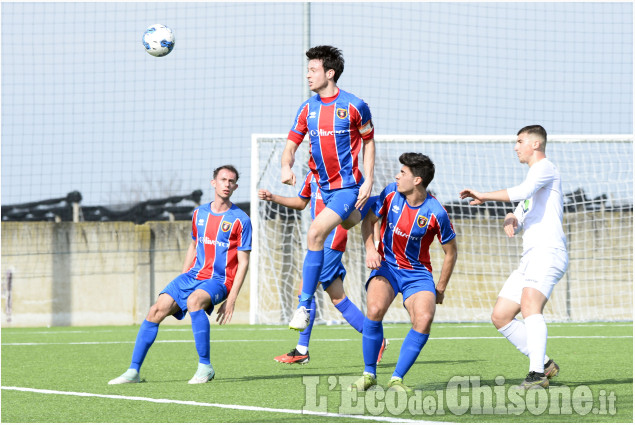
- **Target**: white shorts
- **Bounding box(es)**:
[498,248,569,304]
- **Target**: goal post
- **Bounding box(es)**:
[251,134,633,324]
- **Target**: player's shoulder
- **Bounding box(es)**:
[425,193,450,215]
[229,204,251,223]
[339,89,368,106]
[532,158,559,176]
[382,182,399,196]
[194,202,211,215]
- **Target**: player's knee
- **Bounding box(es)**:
[366,303,387,321]
[491,310,509,329]
[186,290,210,311]
[146,304,167,323]
[307,226,326,246]
[412,312,434,333]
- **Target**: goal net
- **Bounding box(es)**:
[250,134,633,324]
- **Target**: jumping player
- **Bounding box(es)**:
[351,153,457,394]
[460,125,566,389]
[258,173,387,364]
[108,165,251,385]
[281,45,375,331]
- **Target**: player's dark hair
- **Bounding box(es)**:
[517,124,547,141]
[517,124,547,150]
[399,152,435,188]
[306,45,345,83]
[213,164,239,182]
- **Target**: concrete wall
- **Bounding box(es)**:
[1,211,632,327]
[0,221,250,327]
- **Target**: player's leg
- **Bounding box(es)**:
[291,204,349,330]
[108,292,180,384]
[275,295,316,364]
[516,249,567,389]
[300,208,342,296]
[186,281,227,384]
[493,273,557,378]
[388,289,436,394]
[350,275,395,391]
[341,195,379,230]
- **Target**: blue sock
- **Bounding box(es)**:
[297,296,317,348]
[362,317,383,376]
[299,249,324,308]
[130,320,159,372]
[190,310,211,365]
[393,329,429,379]
[335,296,364,333]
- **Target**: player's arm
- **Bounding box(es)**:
[258,189,309,210]
[435,238,457,304]
[459,188,510,205]
[216,250,250,325]
[362,210,381,270]
[281,140,300,186]
[181,239,197,273]
[356,137,376,210]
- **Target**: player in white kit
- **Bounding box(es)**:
[460,125,568,389]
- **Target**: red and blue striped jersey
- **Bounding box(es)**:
[298,172,348,252]
[288,89,374,190]
[373,183,455,272]
[187,203,252,292]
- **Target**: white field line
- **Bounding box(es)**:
[0,386,439,424]
[4,323,632,335]
[2,335,632,346]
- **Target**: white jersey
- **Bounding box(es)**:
[506,158,567,255]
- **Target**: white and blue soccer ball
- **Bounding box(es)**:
[142,24,175,57]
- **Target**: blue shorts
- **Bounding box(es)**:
[366,261,436,303]
[320,248,346,289]
[320,185,360,221]
[160,273,228,320]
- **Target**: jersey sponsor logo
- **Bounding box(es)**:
[417,215,428,228]
[198,236,230,248]
[389,222,422,241]
[309,128,350,137]
[221,221,232,232]
[336,108,348,119]
[523,199,530,212]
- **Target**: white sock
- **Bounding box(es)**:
[524,314,548,373]
[295,345,308,355]
[498,319,551,364]
[497,318,530,356]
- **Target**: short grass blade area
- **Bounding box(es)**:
[1,322,632,422]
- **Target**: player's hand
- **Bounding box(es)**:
[459,189,484,205]
[216,299,235,325]
[366,249,381,270]
[258,189,273,201]
[435,289,445,304]
[503,213,518,237]
[355,179,373,210]
[281,167,296,186]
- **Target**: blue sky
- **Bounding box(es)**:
[2,2,632,206]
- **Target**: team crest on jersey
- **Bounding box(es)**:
[336,108,348,119]
[221,221,232,232]
[417,215,428,228]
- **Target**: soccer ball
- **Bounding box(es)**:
[142,24,175,57]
